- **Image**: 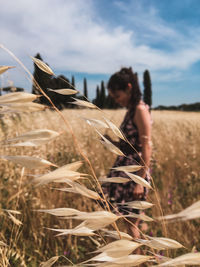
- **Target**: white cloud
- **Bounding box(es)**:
[1,0,200,92]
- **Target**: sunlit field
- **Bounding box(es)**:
[0,108,200,266]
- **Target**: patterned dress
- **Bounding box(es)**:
[102,105,150,214]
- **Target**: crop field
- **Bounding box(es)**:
[0,107,200,266]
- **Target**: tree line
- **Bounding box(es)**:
[1,54,199,111]
[154,102,200,111]
[31,53,152,110]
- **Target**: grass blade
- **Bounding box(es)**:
[4,129,60,147]
[125,171,152,189]
[48,227,95,236]
[0,65,15,75]
[0,102,46,113]
[157,252,200,266]
[101,229,133,240]
[81,117,109,129]
[93,239,141,256]
[57,182,100,200]
[125,212,154,222]
[119,200,154,210]
[40,256,59,267]
[73,211,119,231]
[112,165,143,172]
[70,98,97,109]
[0,92,38,104]
[1,155,56,169]
[7,211,22,226]
[137,236,183,250]
[99,177,130,184]
[48,88,78,95]
[33,162,83,185]
[31,56,54,75]
[96,130,125,156]
[5,129,60,142]
[84,254,151,265]
[37,208,82,217]
[0,241,7,247]
[103,117,126,141]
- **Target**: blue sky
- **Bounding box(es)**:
[0,0,200,107]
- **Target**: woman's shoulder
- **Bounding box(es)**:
[133,101,153,125]
[135,101,150,113]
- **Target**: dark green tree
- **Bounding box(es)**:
[32,53,51,99]
[96,85,100,102]
[143,70,152,109]
[93,85,100,106]
[2,87,24,93]
[92,82,119,109]
[32,53,73,109]
[100,80,106,108]
[71,75,75,89]
[83,78,88,99]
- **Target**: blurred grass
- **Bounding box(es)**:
[149,111,200,256]
[0,109,199,265]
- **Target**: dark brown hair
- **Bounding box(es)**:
[107,67,142,108]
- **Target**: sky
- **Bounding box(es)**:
[0,0,200,107]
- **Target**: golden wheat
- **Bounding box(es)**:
[0,108,199,265]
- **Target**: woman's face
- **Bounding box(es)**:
[109,88,131,107]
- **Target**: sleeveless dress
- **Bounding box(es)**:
[102,105,150,214]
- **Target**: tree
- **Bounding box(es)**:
[83,78,88,99]
[143,70,152,109]
[71,75,75,89]
[100,80,106,108]
[93,85,100,106]
[32,53,72,109]
[2,87,24,93]
[32,53,51,98]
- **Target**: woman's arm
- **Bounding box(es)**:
[133,103,152,196]
[134,103,152,177]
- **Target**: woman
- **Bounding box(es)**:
[102,67,152,238]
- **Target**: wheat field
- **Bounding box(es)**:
[0,108,199,266]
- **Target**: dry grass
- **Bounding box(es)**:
[0,109,200,265]
[150,110,200,252]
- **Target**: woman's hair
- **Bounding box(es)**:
[107,67,142,108]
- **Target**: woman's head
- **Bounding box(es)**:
[107,67,141,108]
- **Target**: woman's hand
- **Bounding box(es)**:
[133,184,144,199]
